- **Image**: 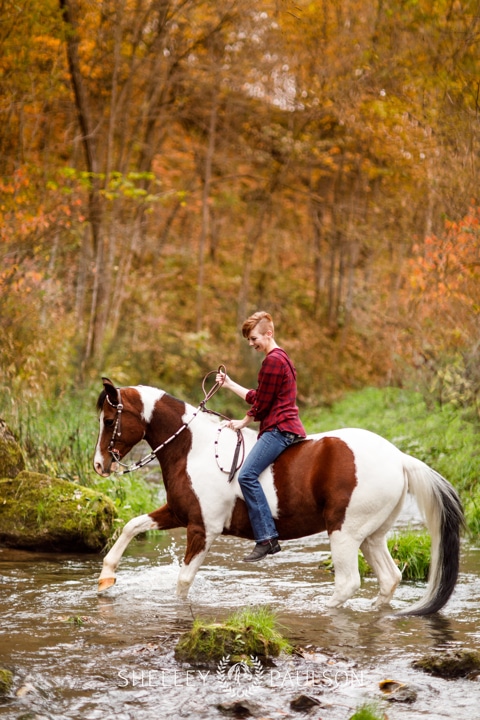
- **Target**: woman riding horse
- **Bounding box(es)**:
[216,311,306,562]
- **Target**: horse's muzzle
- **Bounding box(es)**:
[94,459,117,477]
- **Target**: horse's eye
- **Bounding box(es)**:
[104,418,114,428]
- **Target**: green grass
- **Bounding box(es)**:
[303,387,480,538]
[348,703,385,720]
[225,606,293,654]
[387,530,431,581]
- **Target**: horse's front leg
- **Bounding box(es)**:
[98,504,179,593]
[176,523,217,599]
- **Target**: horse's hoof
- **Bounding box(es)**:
[325,597,345,608]
[176,580,191,599]
[98,577,116,593]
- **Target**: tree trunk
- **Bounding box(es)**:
[60,0,107,364]
[196,93,218,332]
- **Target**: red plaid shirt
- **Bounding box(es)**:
[245,348,306,437]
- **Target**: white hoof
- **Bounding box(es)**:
[325,596,344,608]
[176,580,191,599]
[372,594,393,609]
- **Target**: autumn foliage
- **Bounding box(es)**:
[403,208,480,411]
[1,0,479,412]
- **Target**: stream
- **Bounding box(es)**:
[1,496,479,720]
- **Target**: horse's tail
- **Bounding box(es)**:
[397,454,465,616]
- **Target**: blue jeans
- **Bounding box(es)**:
[238,428,297,543]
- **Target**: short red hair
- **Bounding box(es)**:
[241,311,274,338]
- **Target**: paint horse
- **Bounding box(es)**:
[93,378,464,615]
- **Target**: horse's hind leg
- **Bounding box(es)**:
[361,534,402,609]
[325,530,362,608]
[360,487,406,608]
[98,505,179,593]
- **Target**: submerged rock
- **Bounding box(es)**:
[0,471,116,552]
[412,648,480,679]
[379,678,418,703]
[385,685,418,703]
[216,699,260,717]
[0,419,25,478]
[290,693,324,711]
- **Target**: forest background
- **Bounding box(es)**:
[2,0,480,405]
[1,0,480,532]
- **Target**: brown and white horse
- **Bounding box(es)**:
[93,378,464,615]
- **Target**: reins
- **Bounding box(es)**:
[199,366,245,481]
[106,365,244,479]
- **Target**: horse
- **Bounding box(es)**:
[93,377,464,615]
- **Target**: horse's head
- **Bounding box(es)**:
[93,377,147,476]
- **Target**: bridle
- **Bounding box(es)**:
[106,387,204,474]
[103,366,244,479]
[105,388,124,464]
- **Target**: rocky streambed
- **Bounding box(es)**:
[0,529,479,720]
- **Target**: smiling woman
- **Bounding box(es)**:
[214,311,306,562]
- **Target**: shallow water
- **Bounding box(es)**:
[0,504,479,720]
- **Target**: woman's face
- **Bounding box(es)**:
[247,326,272,354]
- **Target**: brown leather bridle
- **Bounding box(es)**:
[105,387,124,464]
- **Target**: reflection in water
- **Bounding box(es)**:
[425,613,456,647]
[0,534,479,720]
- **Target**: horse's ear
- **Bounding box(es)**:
[102,377,118,405]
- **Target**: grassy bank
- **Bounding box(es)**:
[303,387,480,538]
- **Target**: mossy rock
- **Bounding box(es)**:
[175,624,273,665]
[0,471,117,552]
[412,648,480,678]
[175,607,292,666]
[0,419,25,478]
[0,668,14,695]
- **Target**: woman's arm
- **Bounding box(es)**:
[216,371,249,401]
[216,371,256,431]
